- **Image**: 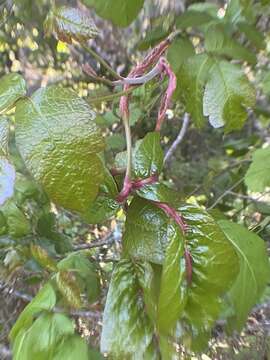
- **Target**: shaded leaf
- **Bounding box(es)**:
[0,116,9,156]
[0,158,15,206]
[203,60,255,131]
[167,37,195,74]
[245,147,270,192]
[100,259,158,359]
[83,0,144,27]
[2,200,30,238]
[10,282,56,341]
[15,85,105,213]
[219,220,270,331]
[0,73,26,113]
[44,6,98,44]
[55,270,82,308]
[30,244,57,272]
[237,22,265,50]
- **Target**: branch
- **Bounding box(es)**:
[164,113,190,164]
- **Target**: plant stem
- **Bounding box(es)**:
[123,113,132,179]
[87,85,139,104]
[81,43,122,80]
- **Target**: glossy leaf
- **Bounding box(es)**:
[245,147,270,192]
[133,132,163,178]
[0,73,26,113]
[0,158,16,206]
[83,0,144,27]
[177,54,213,127]
[219,220,270,331]
[12,312,74,360]
[0,116,9,156]
[15,85,105,213]
[203,60,255,131]
[157,223,187,334]
[44,6,98,44]
[101,259,158,359]
[55,271,82,309]
[10,282,56,341]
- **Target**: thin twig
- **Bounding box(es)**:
[164,113,190,164]
[72,234,115,251]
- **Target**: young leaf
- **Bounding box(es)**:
[203,60,255,131]
[82,0,144,27]
[218,220,270,331]
[0,158,16,206]
[15,85,105,213]
[177,54,213,127]
[157,223,187,335]
[244,147,270,192]
[44,6,98,44]
[133,132,163,178]
[0,116,9,156]
[12,312,74,360]
[10,282,56,341]
[0,73,26,114]
[100,259,158,359]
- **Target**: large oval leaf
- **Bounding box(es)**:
[15,85,105,212]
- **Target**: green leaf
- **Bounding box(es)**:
[245,147,270,192]
[133,132,163,178]
[55,271,82,309]
[167,37,195,74]
[12,312,74,360]
[177,54,213,127]
[54,335,90,360]
[30,244,58,272]
[58,252,100,303]
[2,200,30,238]
[15,85,105,213]
[136,182,180,205]
[101,259,158,359]
[157,223,187,334]
[82,0,144,27]
[0,116,9,156]
[203,60,255,131]
[0,158,16,206]
[106,133,126,151]
[218,220,270,331]
[205,24,257,65]
[10,282,57,341]
[44,6,98,44]
[175,10,214,29]
[237,22,265,50]
[84,195,120,224]
[0,73,26,113]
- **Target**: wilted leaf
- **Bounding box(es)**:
[44,6,98,43]
[245,147,270,192]
[15,85,105,213]
[203,60,255,131]
[101,259,158,359]
[219,220,270,331]
[82,0,144,27]
[0,73,26,113]
[0,158,15,206]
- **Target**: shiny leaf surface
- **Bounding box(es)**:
[15,85,105,212]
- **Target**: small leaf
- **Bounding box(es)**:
[157,223,187,334]
[0,158,16,206]
[15,85,105,213]
[219,220,270,331]
[2,200,30,238]
[10,282,57,341]
[133,132,163,178]
[55,271,82,309]
[12,312,74,360]
[0,116,9,156]
[175,10,214,29]
[82,0,145,27]
[100,259,158,359]
[106,133,126,151]
[44,6,98,44]
[245,147,270,192]
[0,73,26,113]
[177,54,213,127]
[83,195,120,224]
[203,60,255,131]
[30,244,57,272]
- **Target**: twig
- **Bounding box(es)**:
[164,113,190,164]
[72,234,115,251]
